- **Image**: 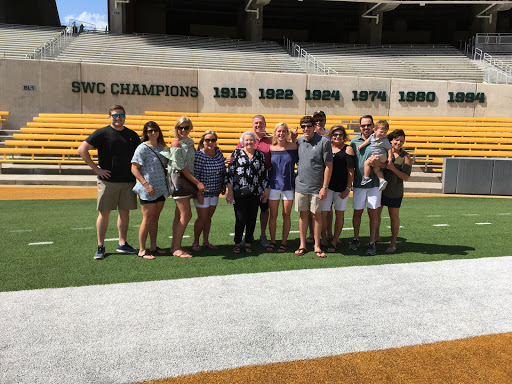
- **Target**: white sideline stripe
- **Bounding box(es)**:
[10,230,33,233]
[433,224,449,227]
[497,212,511,215]
[475,222,492,225]
[289,230,300,233]
[1,257,511,384]
[71,227,94,230]
[28,242,53,245]
[168,235,190,239]
[105,238,119,242]
[342,227,354,230]
[387,226,404,229]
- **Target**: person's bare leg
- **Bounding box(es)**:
[281,200,293,245]
[388,207,401,250]
[296,210,309,254]
[268,200,280,245]
[117,209,130,244]
[312,211,325,257]
[193,206,208,249]
[172,198,192,255]
[331,210,345,246]
[352,209,363,240]
[368,208,380,244]
[148,201,165,251]
[96,210,110,245]
[260,208,269,238]
[202,205,217,247]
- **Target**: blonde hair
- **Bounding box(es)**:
[174,116,193,138]
[198,130,218,150]
[271,122,290,145]
[375,120,389,132]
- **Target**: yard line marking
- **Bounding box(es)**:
[168,236,190,238]
[433,224,449,227]
[427,215,442,218]
[28,242,53,245]
[387,226,404,229]
[463,214,479,217]
[342,227,354,231]
[10,230,33,233]
[132,225,141,228]
[229,233,245,236]
[497,213,511,215]
[475,222,492,225]
[105,238,119,242]
[289,230,300,233]
[71,227,94,230]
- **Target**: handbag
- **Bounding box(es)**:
[168,171,198,197]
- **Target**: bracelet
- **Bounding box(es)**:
[143,181,148,186]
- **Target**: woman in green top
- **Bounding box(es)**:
[161,116,206,258]
[378,129,412,253]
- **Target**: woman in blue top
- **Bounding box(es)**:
[131,121,170,259]
[192,130,226,252]
[267,123,298,253]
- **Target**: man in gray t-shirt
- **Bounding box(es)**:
[294,116,333,258]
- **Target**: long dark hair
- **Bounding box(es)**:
[141,121,165,146]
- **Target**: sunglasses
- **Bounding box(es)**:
[204,138,217,143]
[147,129,159,133]
[360,124,372,128]
[301,124,313,129]
[177,126,191,131]
[111,113,125,119]
[315,118,325,123]
[332,133,343,138]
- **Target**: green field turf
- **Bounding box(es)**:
[1,196,511,292]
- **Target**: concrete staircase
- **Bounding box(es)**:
[0,164,443,193]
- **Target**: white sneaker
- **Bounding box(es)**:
[360,177,372,186]
[379,179,388,191]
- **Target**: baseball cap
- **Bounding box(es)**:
[313,110,326,119]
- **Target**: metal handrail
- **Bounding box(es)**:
[474,47,512,84]
[25,28,72,59]
[283,36,339,76]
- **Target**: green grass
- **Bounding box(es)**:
[1,196,511,292]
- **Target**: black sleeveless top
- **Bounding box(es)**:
[328,145,355,192]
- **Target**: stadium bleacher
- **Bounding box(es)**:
[294,43,484,82]
[2,113,512,174]
[53,32,306,74]
[0,23,66,59]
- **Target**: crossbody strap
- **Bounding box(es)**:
[144,143,167,174]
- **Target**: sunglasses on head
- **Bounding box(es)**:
[301,124,313,129]
[111,113,125,119]
[177,125,191,131]
[360,124,372,128]
[204,138,217,143]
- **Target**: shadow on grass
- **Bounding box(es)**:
[369,237,476,256]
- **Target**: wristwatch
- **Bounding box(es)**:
[322,186,328,190]
[347,187,353,191]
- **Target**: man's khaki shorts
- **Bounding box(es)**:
[294,192,322,213]
[97,179,137,211]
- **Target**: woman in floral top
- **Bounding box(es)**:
[131,121,170,259]
[226,131,269,254]
[192,130,226,252]
[160,116,206,258]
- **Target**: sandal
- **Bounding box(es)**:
[315,249,326,258]
[326,244,336,253]
[244,245,253,254]
[138,251,155,260]
[233,245,241,254]
[386,246,397,253]
[266,243,276,252]
[277,244,287,253]
[192,244,202,252]
[149,246,166,255]
[294,247,307,256]
[203,243,217,249]
[173,249,193,258]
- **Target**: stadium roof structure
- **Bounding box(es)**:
[326,0,512,3]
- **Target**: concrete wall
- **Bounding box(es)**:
[2,57,512,132]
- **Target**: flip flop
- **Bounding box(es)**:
[203,243,217,249]
[266,243,276,252]
[173,249,193,258]
[386,246,397,253]
[277,244,287,253]
[138,251,155,260]
[326,244,336,253]
[233,245,241,254]
[315,249,326,258]
[149,246,166,255]
[294,248,307,256]
[244,245,253,254]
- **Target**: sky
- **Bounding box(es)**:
[55,0,108,31]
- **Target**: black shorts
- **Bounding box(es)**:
[381,194,403,208]
[139,195,166,205]
[259,200,269,212]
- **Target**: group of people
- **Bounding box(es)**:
[78,105,412,260]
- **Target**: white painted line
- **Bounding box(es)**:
[381,217,390,219]
[342,227,354,231]
[497,213,511,216]
[105,238,119,242]
[168,236,190,239]
[463,214,479,217]
[10,230,33,233]
[386,226,404,229]
[289,230,300,234]
[28,242,53,245]
[433,224,449,227]
[132,225,141,228]
[475,222,492,225]
[427,215,441,218]
[71,227,94,230]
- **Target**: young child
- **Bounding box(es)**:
[357,120,393,191]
